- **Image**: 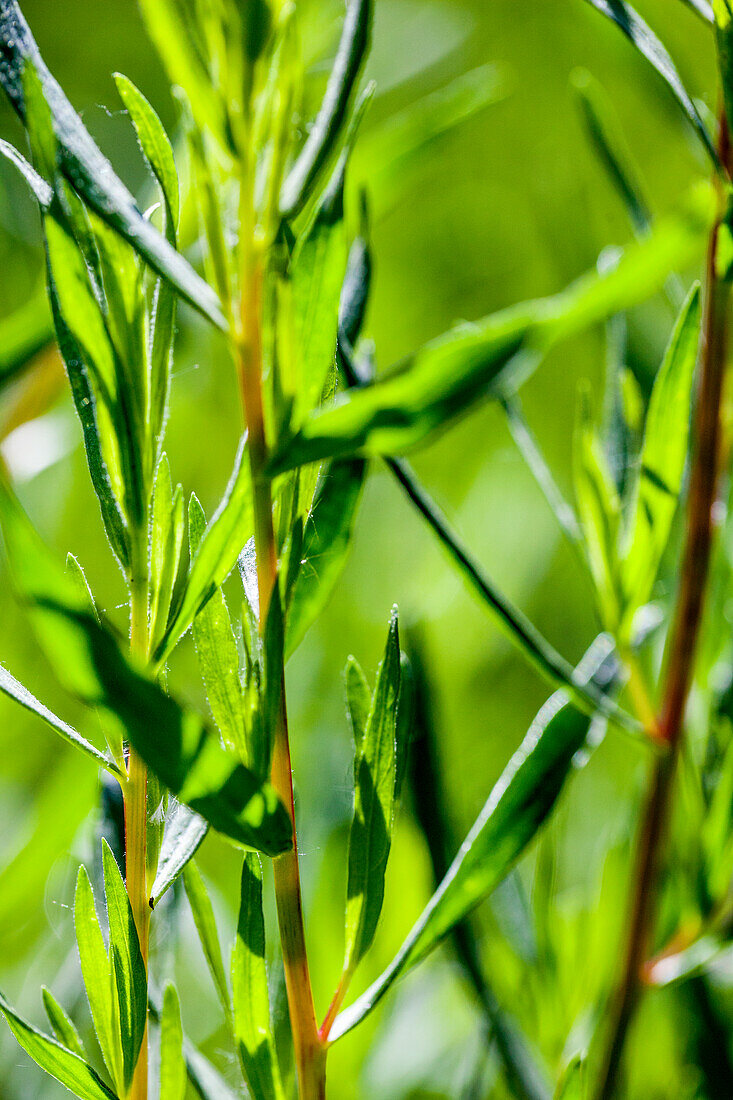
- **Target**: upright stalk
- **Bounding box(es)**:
[594,115,732,1099]
[127,562,151,1100]
[237,192,324,1096]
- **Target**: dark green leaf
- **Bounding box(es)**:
[286,458,366,655]
[270,190,712,470]
[279,0,372,217]
[232,854,284,1100]
[0,0,226,328]
[0,483,291,856]
[330,636,619,1040]
[150,802,209,909]
[0,988,118,1100]
[102,840,147,1090]
[41,988,86,1060]
[0,659,121,774]
[581,0,718,167]
[344,609,402,974]
[159,984,186,1100]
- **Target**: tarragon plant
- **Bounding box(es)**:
[1,0,733,1096]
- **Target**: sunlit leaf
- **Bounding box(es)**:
[159,984,186,1100]
[41,988,86,1060]
[232,854,284,1100]
[183,862,232,1023]
[0,988,118,1100]
[150,802,209,910]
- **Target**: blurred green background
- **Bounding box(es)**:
[0,1,719,1096]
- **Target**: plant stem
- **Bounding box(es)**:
[127,569,151,1100]
[593,113,732,1100]
[237,244,324,1097]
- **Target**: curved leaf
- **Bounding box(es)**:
[150,802,209,910]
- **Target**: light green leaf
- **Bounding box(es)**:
[582,0,718,167]
[150,802,209,910]
[0,0,226,328]
[113,72,179,230]
[0,988,118,1100]
[189,494,246,757]
[344,608,402,974]
[0,283,54,393]
[345,656,371,753]
[331,637,618,1040]
[291,174,347,420]
[280,0,372,217]
[148,992,241,1100]
[184,862,232,1024]
[150,458,185,650]
[159,984,186,1100]
[619,285,701,636]
[232,854,284,1100]
[102,840,147,1090]
[554,1056,585,1099]
[270,188,713,471]
[0,659,121,775]
[286,458,366,655]
[41,988,86,1060]
[0,483,291,856]
[74,865,124,1092]
[155,436,254,665]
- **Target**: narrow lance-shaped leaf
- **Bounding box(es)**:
[159,984,186,1100]
[0,483,291,856]
[184,862,233,1024]
[149,992,242,1100]
[619,284,701,636]
[74,866,124,1092]
[581,0,718,168]
[0,659,121,775]
[344,609,402,974]
[102,840,147,1090]
[155,436,254,665]
[280,0,372,217]
[41,988,86,1060]
[270,186,713,471]
[330,636,619,1041]
[286,457,366,654]
[150,801,209,909]
[0,989,118,1100]
[189,494,246,757]
[0,0,226,328]
[0,283,54,393]
[232,854,285,1100]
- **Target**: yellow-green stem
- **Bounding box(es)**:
[127,572,150,1100]
[237,245,324,1096]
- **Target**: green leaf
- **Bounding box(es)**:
[0,659,121,775]
[573,388,623,630]
[290,175,347,420]
[581,0,718,168]
[183,862,232,1023]
[279,0,372,217]
[74,865,124,1092]
[554,1056,585,1099]
[41,988,86,1060]
[155,436,254,665]
[680,0,713,20]
[149,992,242,1100]
[0,988,118,1100]
[344,608,402,974]
[150,802,209,909]
[270,188,713,470]
[232,854,284,1100]
[102,840,147,1090]
[330,636,619,1040]
[619,285,701,636]
[286,457,367,654]
[0,136,53,205]
[345,656,371,752]
[0,483,291,856]
[150,458,185,650]
[0,0,226,329]
[113,73,179,231]
[189,494,246,757]
[0,284,54,393]
[159,984,186,1100]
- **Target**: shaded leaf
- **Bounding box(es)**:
[150,802,209,910]
[331,636,619,1040]
[159,984,186,1100]
[184,862,232,1023]
[41,988,86,1060]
